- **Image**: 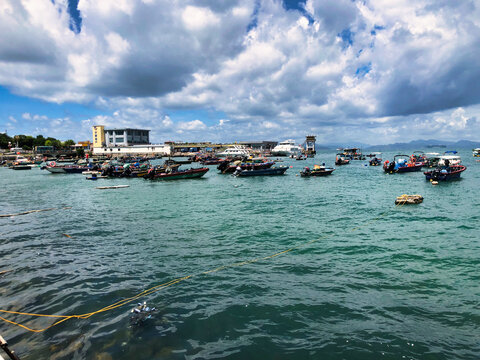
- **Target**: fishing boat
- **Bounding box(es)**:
[63,165,90,174]
[144,167,209,180]
[424,153,441,168]
[335,154,350,165]
[339,148,365,160]
[424,165,466,181]
[271,140,303,157]
[383,155,423,173]
[11,164,32,170]
[473,148,480,157]
[234,166,288,176]
[300,164,335,177]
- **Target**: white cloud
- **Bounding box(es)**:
[1,0,480,144]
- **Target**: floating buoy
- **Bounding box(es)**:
[395,194,423,205]
[431,181,438,185]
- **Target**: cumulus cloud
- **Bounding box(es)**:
[1,0,480,143]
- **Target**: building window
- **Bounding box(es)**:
[116,137,124,142]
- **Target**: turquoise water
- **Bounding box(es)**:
[0,149,479,360]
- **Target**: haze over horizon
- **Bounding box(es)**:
[1,0,480,145]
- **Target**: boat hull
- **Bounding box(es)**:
[300,168,335,177]
[147,168,209,180]
[46,167,66,173]
[424,166,466,181]
[236,167,287,176]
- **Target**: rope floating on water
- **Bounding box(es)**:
[0,201,407,333]
[0,207,72,218]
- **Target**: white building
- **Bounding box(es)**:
[104,128,150,146]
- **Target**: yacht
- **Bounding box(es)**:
[217,145,251,157]
[271,140,303,156]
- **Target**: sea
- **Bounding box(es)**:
[0,148,479,360]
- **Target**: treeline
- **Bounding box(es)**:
[0,134,75,150]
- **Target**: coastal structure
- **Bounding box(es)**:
[92,126,169,155]
[304,135,316,155]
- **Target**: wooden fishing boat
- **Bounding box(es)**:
[144,167,209,180]
[300,165,335,177]
[424,165,466,181]
[234,166,288,176]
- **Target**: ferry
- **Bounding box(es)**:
[217,145,251,157]
[271,140,302,156]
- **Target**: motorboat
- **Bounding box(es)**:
[144,167,209,180]
[217,146,251,157]
[438,151,461,166]
[335,154,350,165]
[424,165,466,181]
[410,151,427,165]
[383,155,423,173]
[271,140,303,156]
[339,148,365,160]
[473,148,480,157]
[300,164,335,177]
[218,159,275,173]
[233,166,288,176]
[369,156,382,166]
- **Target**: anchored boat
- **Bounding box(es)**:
[144,167,209,180]
[424,165,466,181]
[383,155,423,173]
[234,166,288,176]
[300,164,335,177]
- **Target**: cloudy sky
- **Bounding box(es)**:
[1,0,480,145]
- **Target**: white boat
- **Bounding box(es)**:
[438,154,461,166]
[473,148,480,157]
[217,145,251,157]
[271,140,303,156]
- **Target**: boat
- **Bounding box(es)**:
[383,155,423,173]
[144,167,209,180]
[438,151,461,166]
[11,165,32,170]
[473,148,480,157]
[271,140,303,157]
[300,164,335,177]
[96,185,130,189]
[234,166,288,176]
[369,156,382,166]
[62,165,90,174]
[218,159,275,174]
[339,148,365,160]
[424,165,466,181]
[410,151,427,165]
[424,153,441,168]
[217,145,251,157]
[295,155,307,160]
[335,154,350,165]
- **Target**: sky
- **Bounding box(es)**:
[1,0,480,145]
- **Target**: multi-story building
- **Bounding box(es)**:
[92,126,150,147]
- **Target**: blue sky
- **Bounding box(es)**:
[1,0,480,144]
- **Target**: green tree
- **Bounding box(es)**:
[46,137,61,149]
[45,139,53,147]
[33,135,46,147]
[76,148,85,158]
[63,139,75,147]
[0,133,12,149]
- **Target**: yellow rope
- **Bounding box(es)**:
[0,201,406,333]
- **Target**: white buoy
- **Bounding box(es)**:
[431,181,438,185]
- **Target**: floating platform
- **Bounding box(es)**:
[395,194,423,205]
[96,185,130,190]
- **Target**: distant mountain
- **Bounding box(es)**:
[364,139,479,151]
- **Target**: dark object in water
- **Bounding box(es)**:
[424,165,466,181]
[130,302,156,326]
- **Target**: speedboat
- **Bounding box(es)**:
[438,151,461,166]
[233,166,288,176]
[144,167,209,180]
[383,155,423,173]
[271,140,303,156]
[424,165,466,181]
[473,148,480,157]
[335,154,350,165]
[300,164,335,177]
[369,156,382,166]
